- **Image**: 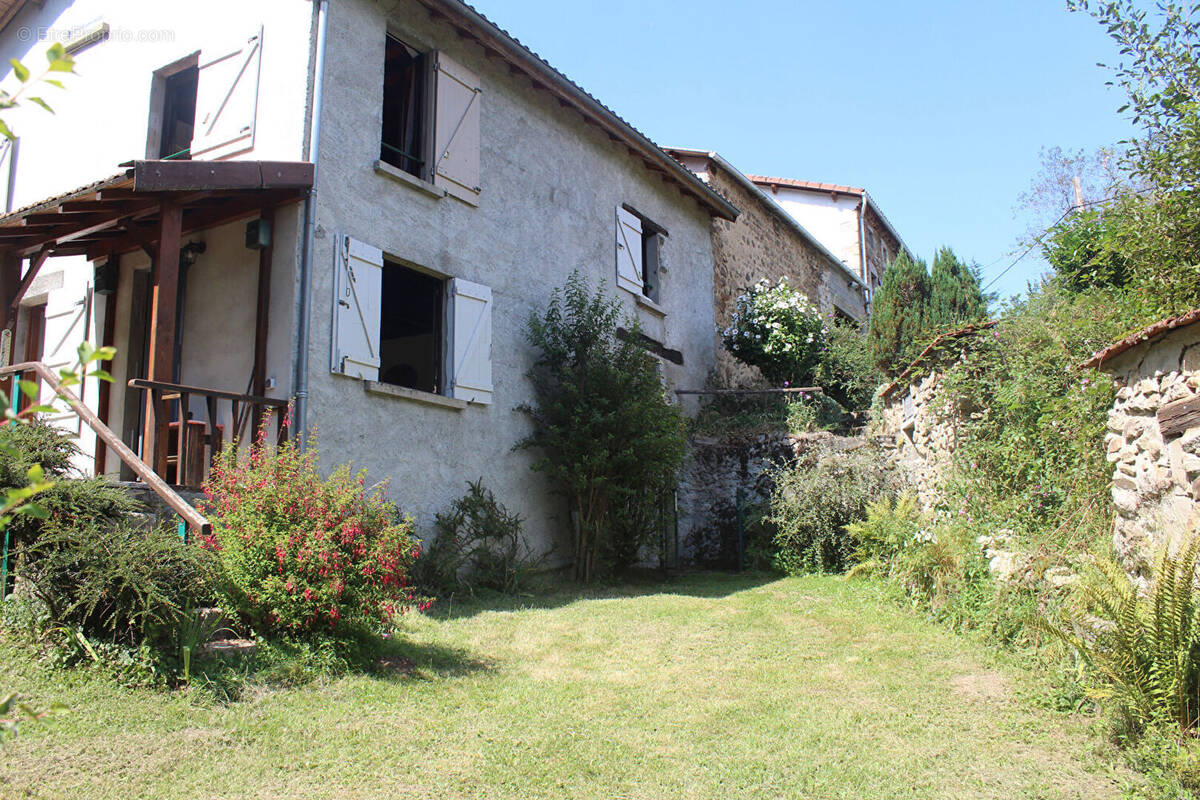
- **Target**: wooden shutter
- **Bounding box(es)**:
[433,52,481,205]
[449,278,492,405]
[331,234,382,381]
[616,206,643,294]
[191,27,263,159]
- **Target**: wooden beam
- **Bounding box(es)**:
[143,200,182,474]
[251,207,275,438]
[0,249,19,339]
[1159,395,1200,439]
[7,247,50,319]
[95,253,120,476]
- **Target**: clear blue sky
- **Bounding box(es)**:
[468,0,1136,301]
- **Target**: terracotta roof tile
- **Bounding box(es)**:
[1079,308,1200,370]
[746,175,866,196]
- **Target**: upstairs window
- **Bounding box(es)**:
[159,66,198,159]
[615,205,668,304]
[381,35,430,180]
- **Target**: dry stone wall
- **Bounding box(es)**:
[1096,323,1200,566]
[677,431,880,568]
[878,370,963,511]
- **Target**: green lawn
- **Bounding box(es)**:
[1,574,1124,799]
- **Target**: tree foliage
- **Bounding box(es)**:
[520,272,687,582]
[868,251,931,374]
[927,247,989,331]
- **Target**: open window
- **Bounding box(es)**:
[380,260,443,393]
[381,35,430,179]
[380,35,482,204]
[615,205,668,303]
[331,234,492,404]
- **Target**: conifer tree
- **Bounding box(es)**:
[926,246,988,331]
[867,250,931,375]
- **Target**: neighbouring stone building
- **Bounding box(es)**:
[665,148,869,388]
[876,322,997,511]
[1082,310,1200,567]
[747,175,911,305]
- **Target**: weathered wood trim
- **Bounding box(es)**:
[1158,394,1200,439]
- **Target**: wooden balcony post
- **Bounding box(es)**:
[143,200,182,476]
[95,253,120,476]
[251,207,274,440]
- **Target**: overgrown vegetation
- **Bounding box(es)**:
[720,277,828,387]
[417,479,539,596]
[868,248,989,375]
[767,443,895,574]
[520,272,686,582]
[201,433,426,635]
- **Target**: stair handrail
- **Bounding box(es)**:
[0,361,211,536]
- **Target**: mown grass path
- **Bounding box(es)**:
[1,575,1122,799]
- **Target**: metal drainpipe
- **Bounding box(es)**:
[858,194,870,311]
[293,0,330,451]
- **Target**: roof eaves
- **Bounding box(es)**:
[666,148,866,293]
[1079,308,1200,371]
[879,320,999,399]
[419,0,739,222]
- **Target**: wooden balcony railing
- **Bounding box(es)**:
[0,361,210,536]
[127,378,289,488]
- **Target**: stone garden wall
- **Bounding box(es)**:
[877,370,963,511]
[677,431,878,567]
[1090,317,1200,566]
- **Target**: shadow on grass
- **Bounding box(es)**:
[427,570,780,621]
[369,635,494,681]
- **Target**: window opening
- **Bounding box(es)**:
[381,35,428,178]
[159,66,198,159]
[380,259,444,393]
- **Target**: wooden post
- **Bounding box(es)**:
[95,253,120,476]
[251,208,274,440]
[0,249,21,401]
[143,200,182,477]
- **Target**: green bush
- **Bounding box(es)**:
[201,436,425,635]
[767,444,895,574]
[0,421,136,551]
[720,278,827,386]
[18,521,220,648]
[1042,208,1129,292]
[844,493,923,566]
[520,272,686,582]
[815,319,882,412]
[419,479,539,595]
[1048,535,1200,739]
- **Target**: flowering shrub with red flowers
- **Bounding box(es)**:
[200,433,426,635]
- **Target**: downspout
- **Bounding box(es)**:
[857,193,870,312]
[293,0,329,450]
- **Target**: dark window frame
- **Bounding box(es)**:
[381,34,433,180]
[378,257,447,395]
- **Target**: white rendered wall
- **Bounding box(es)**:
[768,188,862,277]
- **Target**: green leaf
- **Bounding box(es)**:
[87,369,112,382]
[76,341,94,364]
[16,380,38,398]
[42,79,64,90]
[8,59,28,83]
[0,119,16,142]
[16,503,48,519]
[46,44,74,73]
[26,404,55,414]
[26,96,52,115]
[26,463,43,482]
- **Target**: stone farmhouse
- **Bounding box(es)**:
[748,175,911,310]
[664,148,869,388]
[0,0,744,552]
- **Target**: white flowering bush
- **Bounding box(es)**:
[721,279,828,386]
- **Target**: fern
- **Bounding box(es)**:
[1046,535,1200,735]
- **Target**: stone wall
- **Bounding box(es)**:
[862,205,901,293]
[1095,322,1200,566]
[677,431,875,567]
[878,370,963,511]
[701,162,867,389]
